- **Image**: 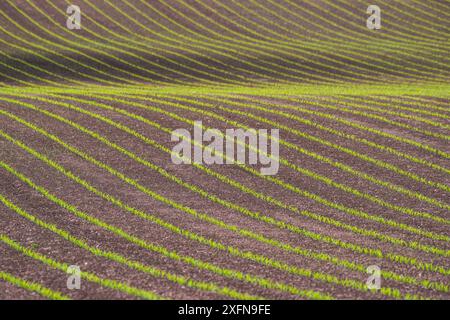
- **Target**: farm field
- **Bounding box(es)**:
[0,0,449,300]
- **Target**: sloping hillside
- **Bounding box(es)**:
[0,1,449,300]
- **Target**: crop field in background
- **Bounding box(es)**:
[0,0,449,300]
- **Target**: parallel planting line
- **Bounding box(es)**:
[266,0,449,77]
[0,130,384,300]
[120,0,355,85]
[12,95,450,274]
[312,96,450,132]
[107,94,450,225]
[271,96,450,160]
[0,55,63,88]
[43,0,250,87]
[2,113,447,299]
[0,234,165,300]
[212,94,450,175]
[295,0,450,56]
[382,96,450,114]
[166,0,403,84]
[344,96,450,121]
[0,191,263,300]
[135,0,447,84]
[4,95,450,292]
[0,10,124,87]
[132,0,336,85]
[0,270,70,300]
[210,0,412,82]
[218,0,449,72]
[74,0,298,86]
[18,0,192,86]
[45,92,448,255]
[174,0,404,84]
[1,0,448,87]
[375,0,448,38]
[190,94,450,193]
[226,0,446,82]
[416,0,450,20]
[0,24,116,87]
[0,42,84,87]
[337,0,447,46]
[298,98,450,142]
[24,95,450,291]
[0,162,337,300]
[4,0,173,86]
[211,0,449,69]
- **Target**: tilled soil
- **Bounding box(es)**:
[0,1,449,300]
[0,93,448,299]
